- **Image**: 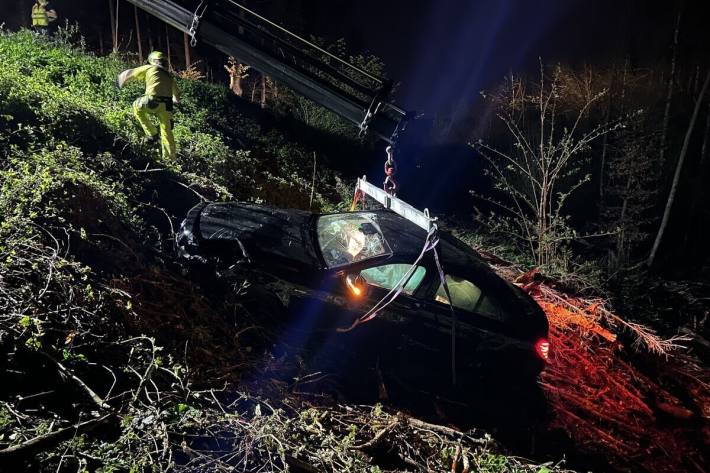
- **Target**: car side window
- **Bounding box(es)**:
[434,275,501,317]
[360,264,426,295]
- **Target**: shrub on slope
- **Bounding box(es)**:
[0,30,575,472]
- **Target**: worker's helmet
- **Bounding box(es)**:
[147,51,166,67]
[38,0,49,5]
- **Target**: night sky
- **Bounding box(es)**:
[292,0,705,121]
[3,0,707,127]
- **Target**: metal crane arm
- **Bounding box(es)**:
[126,0,410,143]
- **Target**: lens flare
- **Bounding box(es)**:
[346,275,363,297]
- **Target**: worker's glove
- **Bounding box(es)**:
[117,69,132,89]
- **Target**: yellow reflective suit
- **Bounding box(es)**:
[32,1,57,28]
[118,64,180,160]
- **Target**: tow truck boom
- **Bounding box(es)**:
[126,0,410,143]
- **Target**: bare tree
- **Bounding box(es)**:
[598,64,616,200]
[108,0,118,53]
[683,101,710,251]
[133,5,143,62]
[602,114,660,273]
[648,69,710,267]
[659,11,682,166]
[224,57,249,96]
[268,76,278,100]
[260,74,267,109]
[145,14,154,52]
[165,24,172,70]
[476,64,621,268]
[183,32,191,70]
[98,27,104,55]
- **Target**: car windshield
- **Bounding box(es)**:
[317,213,391,268]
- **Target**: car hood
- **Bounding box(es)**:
[195,202,321,272]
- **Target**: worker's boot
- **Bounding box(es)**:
[140,133,160,151]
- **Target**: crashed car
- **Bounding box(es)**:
[176,201,550,394]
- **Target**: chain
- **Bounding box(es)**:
[189,0,210,47]
[383,145,397,196]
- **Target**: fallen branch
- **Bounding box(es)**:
[0,414,113,460]
[38,350,111,410]
[406,417,487,444]
[352,417,399,450]
[450,444,461,472]
[285,454,321,473]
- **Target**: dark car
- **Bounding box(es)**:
[176,201,550,395]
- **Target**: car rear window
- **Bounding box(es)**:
[360,264,426,294]
[434,275,503,319]
[317,213,392,268]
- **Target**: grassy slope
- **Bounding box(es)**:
[0,30,566,472]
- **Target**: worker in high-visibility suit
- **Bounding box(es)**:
[31,0,58,33]
[118,51,180,161]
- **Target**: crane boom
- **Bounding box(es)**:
[125,0,410,143]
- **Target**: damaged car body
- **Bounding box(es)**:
[176,201,550,396]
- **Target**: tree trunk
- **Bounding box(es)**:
[659,11,682,167]
[133,5,143,62]
[231,75,242,96]
[183,32,191,70]
[648,69,710,267]
[260,74,267,108]
[146,15,154,52]
[699,102,710,180]
[98,27,104,55]
[617,174,634,268]
[682,101,710,256]
[108,0,117,53]
[114,0,121,53]
[598,67,615,200]
[165,24,172,70]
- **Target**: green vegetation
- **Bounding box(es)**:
[0,28,344,210]
[0,29,569,472]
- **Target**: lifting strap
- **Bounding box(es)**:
[342,184,459,386]
[433,241,458,386]
[337,225,438,333]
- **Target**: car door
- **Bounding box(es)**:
[274,261,426,385]
[319,262,432,373]
[339,259,457,388]
[406,269,516,389]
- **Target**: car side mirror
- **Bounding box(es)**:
[343,273,369,301]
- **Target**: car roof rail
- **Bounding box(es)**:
[353,176,437,233]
